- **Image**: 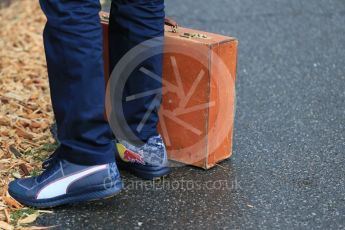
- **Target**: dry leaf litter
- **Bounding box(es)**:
[1,0,58,229]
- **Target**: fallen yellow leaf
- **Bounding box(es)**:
[18,212,39,225]
[0,220,14,230]
[0,117,10,127]
[20,226,58,230]
[4,209,10,224]
[37,210,53,214]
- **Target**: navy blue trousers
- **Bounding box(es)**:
[40,0,164,165]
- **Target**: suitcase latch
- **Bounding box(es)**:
[180,32,209,39]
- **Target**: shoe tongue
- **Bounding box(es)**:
[36,160,60,183]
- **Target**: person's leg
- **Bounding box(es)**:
[42,0,115,165]
[8,0,122,208]
[109,0,170,179]
[109,0,165,143]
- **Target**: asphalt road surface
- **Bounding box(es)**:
[36,0,345,229]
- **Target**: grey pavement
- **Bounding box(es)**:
[36,0,345,229]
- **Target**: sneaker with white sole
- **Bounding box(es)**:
[116,135,171,180]
[8,156,122,208]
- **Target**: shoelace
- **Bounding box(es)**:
[36,152,60,183]
[42,151,59,169]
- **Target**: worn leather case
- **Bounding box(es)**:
[101,12,238,169]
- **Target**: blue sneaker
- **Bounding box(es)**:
[8,156,122,208]
[116,135,171,180]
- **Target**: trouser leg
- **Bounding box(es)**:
[109,0,165,142]
[40,0,115,165]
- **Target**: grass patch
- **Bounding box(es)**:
[21,142,59,176]
[10,208,37,225]
[30,168,42,177]
[40,143,59,152]
[23,142,59,161]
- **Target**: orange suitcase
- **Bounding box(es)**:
[101,12,238,169]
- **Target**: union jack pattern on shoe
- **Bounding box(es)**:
[116,135,171,180]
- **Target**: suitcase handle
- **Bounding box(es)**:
[101,12,178,32]
[100,11,178,29]
[165,17,178,33]
[164,17,178,27]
